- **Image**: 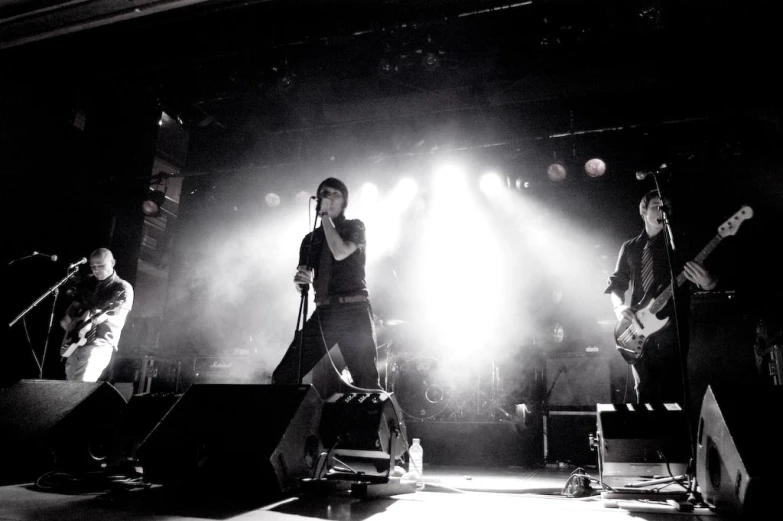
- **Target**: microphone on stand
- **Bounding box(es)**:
[636,163,669,180]
[67,257,88,270]
[32,251,58,262]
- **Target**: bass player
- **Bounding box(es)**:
[605,190,718,404]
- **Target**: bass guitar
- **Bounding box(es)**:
[60,297,125,357]
[614,206,753,365]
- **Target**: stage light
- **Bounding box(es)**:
[295,190,312,203]
[396,178,418,200]
[142,190,166,217]
[547,163,567,182]
[142,172,171,217]
[416,163,505,357]
[265,193,281,207]
[363,177,419,258]
[553,323,565,343]
[585,158,606,177]
[422,51,440,68]
[378,58,398,76]
[361,182,379,202]
[479,172,504,196]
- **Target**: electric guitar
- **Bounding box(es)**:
[614,206,753,365]
[60,297,125,357]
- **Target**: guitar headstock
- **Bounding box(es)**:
[717,206,753,238]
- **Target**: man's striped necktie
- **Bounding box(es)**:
[641,239,654,293]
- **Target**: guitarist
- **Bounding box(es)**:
[59,248,134,382]
[605,190,717,404]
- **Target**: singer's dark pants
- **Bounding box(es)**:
[272,301,381,392]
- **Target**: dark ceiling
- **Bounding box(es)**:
[3,0,778,128]
[1,1,780,201]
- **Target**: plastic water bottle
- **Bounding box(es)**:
[408,438,425,490]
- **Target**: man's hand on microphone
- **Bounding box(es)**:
[318,197,333,216]
[294,265,314,293]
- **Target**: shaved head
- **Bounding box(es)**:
[90,248,116,281]
[91,248,114,262]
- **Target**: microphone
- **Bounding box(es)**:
[315,196,322,213]
[68,257,88,270]
[32,251,58,262]
[636,163,669,180]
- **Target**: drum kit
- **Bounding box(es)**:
[376,317,510,422]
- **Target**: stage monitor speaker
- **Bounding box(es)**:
[320,392,407,479]
[696,384,783,518]
[597,402,690,478]
[137,384,323,496]
[0,379,128,484]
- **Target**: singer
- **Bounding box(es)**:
[59,248,134,382]
[604,190,717,404]
[271,178,381,390]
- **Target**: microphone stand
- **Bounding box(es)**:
[651,175,699,500]
[296,201,321,384]
[8,267,81,378]
[7,253,35,266]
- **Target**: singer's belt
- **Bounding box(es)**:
[315,295,369,306]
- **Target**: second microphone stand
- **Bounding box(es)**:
[295,202,321,384]
[8,266,81,378]
[650,174,699,500]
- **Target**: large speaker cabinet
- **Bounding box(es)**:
[137,384,323,496]
[696,384,783,517]
[0,379,128,484]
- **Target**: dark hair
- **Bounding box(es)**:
[317,177,349,209]
[639,189,673,212]
[639,190,660,211]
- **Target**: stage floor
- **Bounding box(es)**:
[0,464,732,521]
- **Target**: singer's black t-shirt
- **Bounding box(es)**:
[298,216,368,301]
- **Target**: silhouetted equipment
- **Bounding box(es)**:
[0,380,127,484]
[545,352,611,406]
[696,384,783,517]
[192,357,252,383]
[137,384,323,496]
[596,402,690,478]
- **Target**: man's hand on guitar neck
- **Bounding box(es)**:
[684,261,718,290]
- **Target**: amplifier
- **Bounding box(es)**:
[597,403,690,478]
[193,357,252,383]
[108,356,181,397]
[545,352,611,407]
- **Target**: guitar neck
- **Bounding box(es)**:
[649,233,723,314]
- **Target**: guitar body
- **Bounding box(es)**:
[61,309,96,357]
[614,297,670,364]
[60,297,124,357]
